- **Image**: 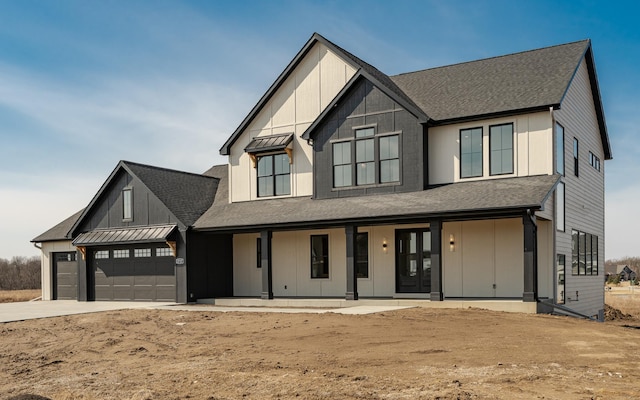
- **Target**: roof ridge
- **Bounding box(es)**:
[392,39,590,78]
[121,160,216,179]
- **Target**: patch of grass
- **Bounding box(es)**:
[605,291,640,320]
[0,289,41,303]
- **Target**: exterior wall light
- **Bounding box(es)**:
[449,234,455,252]
[382,238,388,253]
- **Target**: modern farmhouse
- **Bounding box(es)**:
[33,33,611,319]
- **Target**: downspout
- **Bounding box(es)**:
[33,242,42,250]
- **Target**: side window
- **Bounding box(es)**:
[122,188,133,221]
[310,235,329,279]
[489,123,513,175]
[355,128,375,185]
[356,232,369,278]
[556,182,565,232]
[573,137,579,177]
[332,142,352,188]
[379,135,400,183]
[256,237,262,268]
[460,127,483,178]
[556,123,565,175]
[556,254,565,304]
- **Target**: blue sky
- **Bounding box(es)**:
[1,0,638,260]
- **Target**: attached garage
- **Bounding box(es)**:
[74,224,179,302]
[53,252,78,300]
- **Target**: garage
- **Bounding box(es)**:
[53,252,78,300]
[91,245,176,301]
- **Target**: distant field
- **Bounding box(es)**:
[0,289,41,303]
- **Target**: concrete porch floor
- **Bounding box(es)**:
[203,297,538,314]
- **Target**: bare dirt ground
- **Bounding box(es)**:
[2,304,640,400]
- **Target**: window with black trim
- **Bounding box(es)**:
[573,137,579,177]
[460,127,482,178]
[489,123,513,175]
[256,237,262,268]
[356,232,369,278]
[310,235,329,278]
[122,188,133,221]
[589,151,601,171]
[571,229,598,276]
[556,123,565,175]
[257,153,290,197]
[332,127,400,188]
[557,254,565,304]
[556,182,565,232]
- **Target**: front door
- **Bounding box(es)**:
[396,229,431,293]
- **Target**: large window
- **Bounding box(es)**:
[356,232,369,278]
[257,153,290,197]
[332,127,400,188]
[556,123,565,175]
[571,229,598,276]
[556,182,565,232]
[310,235,329,279]
[460,127,483,178]
[122,188,133,221]
[489,123,513,175]
[573,137,579,177]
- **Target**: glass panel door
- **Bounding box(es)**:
[396,229,431,293]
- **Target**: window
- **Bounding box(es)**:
[573,138,579,177]
[356,232,369,278]
[256,237,262,268]
[556,182,565,232]
[489,123,513,175]
[589,151,601,171]
[134,248,151,258]
[310,235,329,279]
[557,254,565,304]
[257,153,290,197]
[556,123,565,175]
[460,127,482,178]
[356,128,375,185]
[571,229,598,276]
[379,135,400,183]
[122,188,133,221]
[332,127,400,188]
[95,250,109,259]
[156,247,172,257]
[113,249,129,258]
[333,142,352,187]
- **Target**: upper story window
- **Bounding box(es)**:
[332,127,400,188]
[573,137,579,177]
[122,188,133,221]
[257,153,290,197]
[556,123,565,175]
[589,151,601,171]
[489,123,513,175]
[460,127,482,178]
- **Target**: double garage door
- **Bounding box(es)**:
[92,245,176,301]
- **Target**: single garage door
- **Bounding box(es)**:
[54,252,78,300]
[92,245,175,301]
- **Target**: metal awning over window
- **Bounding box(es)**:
[72,224,177,246]
[244,133,294,167]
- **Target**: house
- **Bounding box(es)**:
[33,33,611,318]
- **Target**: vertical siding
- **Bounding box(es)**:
[554,58,606,317]
[228,42,356,202]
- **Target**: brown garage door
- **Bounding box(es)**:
[54,252,78,300]
[92,246,175,301]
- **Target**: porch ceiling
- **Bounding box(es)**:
[194,173,560,232]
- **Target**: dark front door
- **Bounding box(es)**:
[396,229,431,293]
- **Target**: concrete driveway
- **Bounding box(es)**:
[0,300,175,323]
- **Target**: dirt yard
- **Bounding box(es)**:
[1,306,640,400]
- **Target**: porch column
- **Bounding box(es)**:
[345,225,358,300]
[261,230,273,300]
[430,219,443,301]
[523,211,538,302]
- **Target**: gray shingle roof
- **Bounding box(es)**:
[390,40,590,122]
[194,173,559,231]
[122,161,219,227]
[32,209,84,242]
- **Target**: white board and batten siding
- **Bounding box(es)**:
[554,58,606,317]
[228,42,357,202]
[428,112,553,185]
